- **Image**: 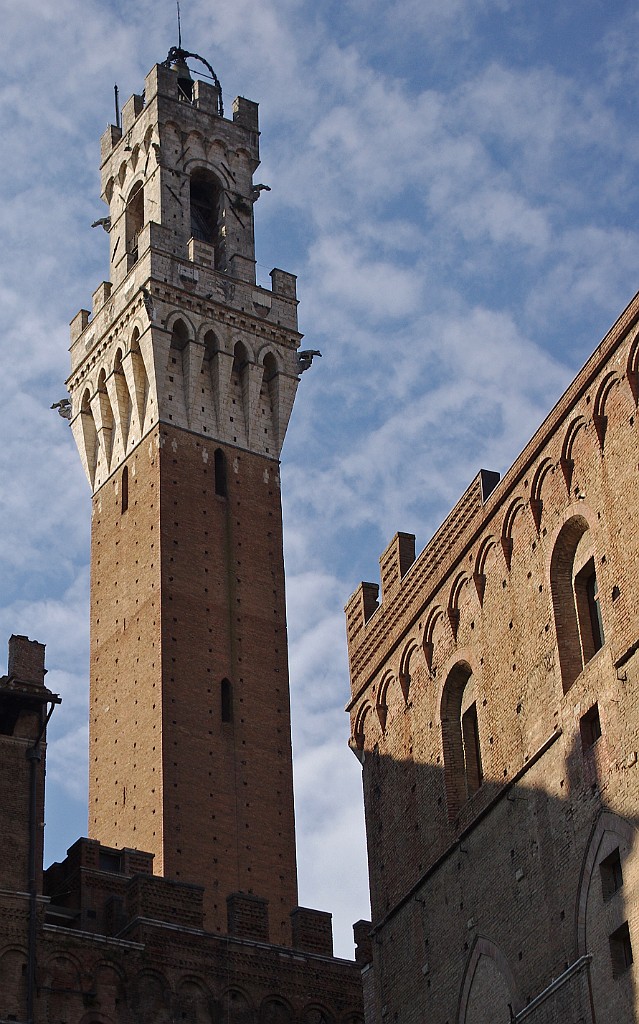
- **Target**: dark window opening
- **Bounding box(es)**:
[601,848,623,901]
[580,703,601,751]
[214,448,227,497]
[461,702,483,796]
[0,699,21,736]
[121,466,129,514]
[441,663,483,819]
[575,557,604,661]
[126,182,144,264]
[233,343,248,376]
[170,319,189,352]
[99,850,123,873]
[610,922,633,978]
[221,679,232,723]
[551,519,605,693]
[190,170,225,269]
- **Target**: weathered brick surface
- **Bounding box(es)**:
[347,292,639,1022]
[89,426,299,943]
[291,907,334,957]
[0,831,364,1024]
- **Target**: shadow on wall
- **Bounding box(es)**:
[0,952,363,1024]
[355,727,638,1024]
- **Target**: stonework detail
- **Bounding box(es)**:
[67,62,301,494]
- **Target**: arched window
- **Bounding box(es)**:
[190,169,225,269]
[221,679,232,723]
[170,319,189,352]
[203,329,218,362]
[126,182,144,263]
[260,997,292,1024]
[441,662,482,819]
[575,557,604,660]
[121,465,129,514]
[214,447,227,497]
[550,517,605,693]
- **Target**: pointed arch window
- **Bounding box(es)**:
[170,319,189,352]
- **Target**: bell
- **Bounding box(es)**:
[172,55,193,101]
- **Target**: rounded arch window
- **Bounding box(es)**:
[550,516,604,692]
[441,662,483,819]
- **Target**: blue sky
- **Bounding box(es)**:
[2,0,639,957]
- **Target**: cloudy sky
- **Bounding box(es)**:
[2,0,639,957]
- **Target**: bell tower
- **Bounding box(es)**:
[67,50,304,944]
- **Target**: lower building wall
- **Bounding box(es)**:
[0,909,364,1024]
[366,686,639,1024]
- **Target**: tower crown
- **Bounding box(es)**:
[68,59,301,494]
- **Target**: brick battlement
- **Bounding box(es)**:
[345,470,500,696]
[346,285,639,701]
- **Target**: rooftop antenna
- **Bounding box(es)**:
[114,84,121,130]
[177,0,182,48]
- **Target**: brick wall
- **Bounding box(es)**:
[89,423,299,943]
[347,289,639,1022]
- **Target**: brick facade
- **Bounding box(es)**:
[346,290,639,1022]
[89,425,298,941]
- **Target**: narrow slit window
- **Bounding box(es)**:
[461,702,483,796]
[214,448,227,498]
[221,678,232,723]
[121,466,129,514]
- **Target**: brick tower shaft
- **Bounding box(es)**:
[68,56,302,943]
